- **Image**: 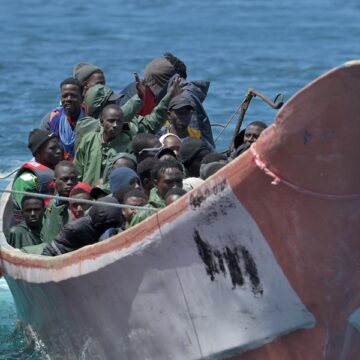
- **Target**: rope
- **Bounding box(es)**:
[214,102,242,144]
[0,168,20,180]
[250,146,360,200]
[0,189,159,212]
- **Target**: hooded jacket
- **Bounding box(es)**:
[41,197,122,256]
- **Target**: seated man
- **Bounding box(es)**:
[73,63,106,96]
[42,196,122,256]
[12,129,63,216]
[40,78,85,160]
[164,187,187,206]
[41,161,78,244]
[159,133,182,157]
[130,158,183,226]
[231,121,268,158]
[136,157,157,197]
[179,138,210,178]
[121,190,148,230]
[69,182,94,219]
[8,196,45,249]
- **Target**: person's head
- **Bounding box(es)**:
[155,147,177,161]
[54,160,78,197]
[69,182,93,219]
[243,121,267,146]
[28,129,64,169]
[200,162,226,180]
[88,196,123,235]
[73,63,106,95]
[164,187,187,206]
[122,190,148,225]
[112,153,137,172]
[84,84,123,118]
[167,95,194,138]
[100,104,124,143]
[137,157,158,196]
[109,167,141,194]
[21,196,45,230]
[151,159,183,199]
[132,133,161,162]
[179,138,210,177]
[182,177,204,192]
[143,57,177,97]
[163,53,187,79]
[159,133,182,156]
[60,78,84,120]
[201,152,228,165]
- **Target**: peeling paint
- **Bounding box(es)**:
[193,229,263,295]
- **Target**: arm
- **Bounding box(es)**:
[121,95,143,123]
[130,76,183,133]
[74,140,86,182]
[39,112,51,130]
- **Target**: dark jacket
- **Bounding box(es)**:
[42,197,122,256]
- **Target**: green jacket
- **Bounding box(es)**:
[75,94,143,149]
[129,187,165,227]
[75,94,172,186]
[40,199,71,244]
[8,222,42,249]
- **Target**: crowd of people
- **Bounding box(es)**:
[7,53,267,256]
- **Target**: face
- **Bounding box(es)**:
[113,158,136,171]
[22,199,45,229]
[70,192,92,219]
[130,179,141,190]
[244,125,264,145]
[101,108,124,142]
[55,166,78,197]
[168,106,193,135]
[122,196,147,224]
[61,84,83,118]
[37,138,64,169]
[155,168,183,198]
[84,71,105,94]
[163,136,181,156]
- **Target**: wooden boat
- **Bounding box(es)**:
[0,61,359,359]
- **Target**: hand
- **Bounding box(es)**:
[134,72,146,100]
[168,75,183,98]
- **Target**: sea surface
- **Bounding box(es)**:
[0,0,359,358]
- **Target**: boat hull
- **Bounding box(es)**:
[1,61,360,359]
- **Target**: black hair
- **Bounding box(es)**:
[201,152,228,165]
[101,104,123,118]
[247,121,268,130]
[132,133,161,157]
[151,158,183,181]
[163,53,187,79]
[55,160,77,171]
[123,189,148,203]
[21,195,45,208]
[137,158,158,183]
[164,187,186,200]
[60,77,84,95]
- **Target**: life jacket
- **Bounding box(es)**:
[11,161,55,226]
[15,161,55,197]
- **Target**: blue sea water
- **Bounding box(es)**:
[0,0,359,357]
